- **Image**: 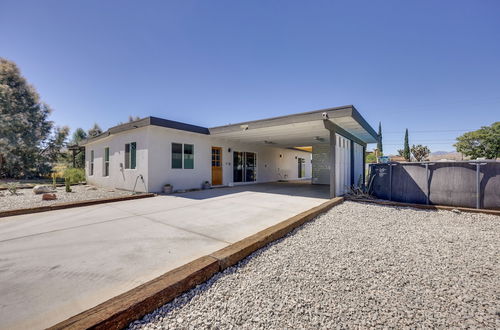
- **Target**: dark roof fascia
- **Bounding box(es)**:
[82,116,209,145]
[149,117,209,135]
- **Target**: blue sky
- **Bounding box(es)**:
[1,0,499,154]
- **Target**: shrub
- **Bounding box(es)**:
[65,177,72,192]
[6,182,19,195]
[64,168,85,184]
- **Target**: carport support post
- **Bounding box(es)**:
[329,127,337,198]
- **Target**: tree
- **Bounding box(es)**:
[366,152,377,163]
[0,58,67,178]
[411,144,430,162]
[71,127,87,144]
[88,123,102,137]
[69,128,87,168]
[377,122,383,155]
[454,122,500,159]
[403,128,410,161]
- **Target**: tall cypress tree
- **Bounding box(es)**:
[377,122,383,155]
[403,128,411,161]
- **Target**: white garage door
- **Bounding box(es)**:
[335,134,351,196]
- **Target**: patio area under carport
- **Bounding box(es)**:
[0,182,329,329]
[209,105,378,197]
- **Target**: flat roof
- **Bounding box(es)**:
[83,105,378,146]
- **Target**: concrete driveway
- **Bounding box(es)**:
[0,182,328,329]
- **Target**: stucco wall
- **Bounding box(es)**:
[147,126,312,192]
[353,142,364,186]
[85,125,312,193]
[85,127,149,192]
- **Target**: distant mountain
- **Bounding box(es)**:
[428,151,466,161]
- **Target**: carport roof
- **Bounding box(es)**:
[209,105,378,147]
[83,105,378,146]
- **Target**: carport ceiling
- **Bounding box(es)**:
[209,105,378,147]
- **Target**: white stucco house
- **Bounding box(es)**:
[83,105,378,197]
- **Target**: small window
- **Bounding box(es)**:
[104,147,110,176]
[90,150,94,176]
[184,144,194,169]
[172,143,182,169]
[125,142,137,169]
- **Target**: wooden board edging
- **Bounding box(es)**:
[347,198,500,216]
[48,256,220,330]
[0,193,156,219]
[48,197,344,329]
[210,197,344,269]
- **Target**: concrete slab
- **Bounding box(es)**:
[0,182,328,329]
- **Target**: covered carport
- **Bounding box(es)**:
[210,105,379,197]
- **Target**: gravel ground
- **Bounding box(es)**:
[0,185,131,211]
[129,201,500,329]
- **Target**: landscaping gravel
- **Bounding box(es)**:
[129,201,500,329]
[0,185,131,211]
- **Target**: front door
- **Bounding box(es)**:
[211,147,222,185]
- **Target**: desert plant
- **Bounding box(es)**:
[65,177,72,192]
[345,174,376,200]
[411,144,431,162]
[64,168,85,184]
[52,173,57,189]
[6,182,19,195]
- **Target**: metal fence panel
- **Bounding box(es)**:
[369,161,500,210]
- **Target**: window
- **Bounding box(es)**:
[125,142,136,169]
[172,143,182,169]
[90,150,94,176]
[104,147,110,176]
[184,144,194,169]
[172,143,195,169]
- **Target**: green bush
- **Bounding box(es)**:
[65,177,72,192]
[64,168,85,184]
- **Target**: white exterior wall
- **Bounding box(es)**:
[311,135,364,196]
[147,126,312,192]
[353,142,364,187]
[85,127,150,192]
[335,133,352,195]
[85,125,312,193]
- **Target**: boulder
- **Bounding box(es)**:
[42,193,57,201]
[33,185,52,194]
